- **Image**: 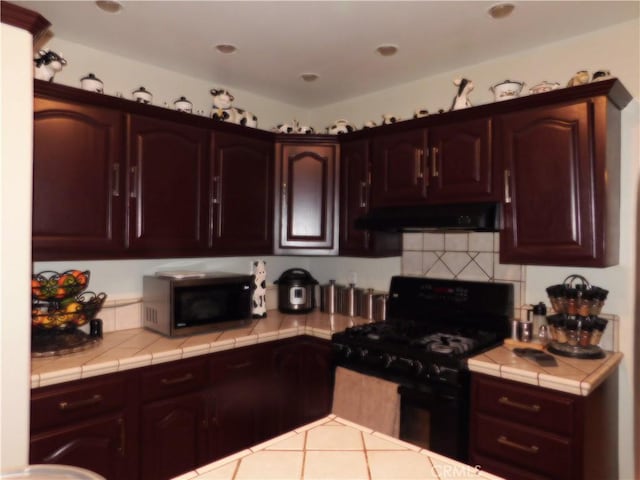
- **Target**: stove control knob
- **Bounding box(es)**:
[357,347,368,359]
[381,353,393,368]
[431,364,441,377]
[343,346,353,359]
[412,360,424,376]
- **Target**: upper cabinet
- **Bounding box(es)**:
[33,97,126,260]
[370,128,428,206]
[274,137,339,255]
[497,82,630,267]
[428,117,497,204]
[126,115,209,257]
[339,138,401,256]
[369,117,496,207]
[209,132,274,254]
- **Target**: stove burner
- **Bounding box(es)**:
[414,333,478,356]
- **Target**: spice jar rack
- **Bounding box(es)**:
[545,275,608,359]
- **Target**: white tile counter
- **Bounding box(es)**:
[31,310,372,389]
[468,344,622,396]
[172,415,505,480]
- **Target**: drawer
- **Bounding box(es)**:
[210,343,271,383]
[472,413,575,479]
[472,374,579,436]
[140,357,208,402]
[31,374,127,432]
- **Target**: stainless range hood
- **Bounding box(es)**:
[354,202,501,232]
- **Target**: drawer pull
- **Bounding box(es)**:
[227,361,252,370]
[504,169,512,203]
[497,435,539,454]
[499,396,541,413]
[58,394,103,411]
[431,147,439,177]
[161,373,195,386]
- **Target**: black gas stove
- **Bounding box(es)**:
[332,276,513,386]
[331,276,513,461]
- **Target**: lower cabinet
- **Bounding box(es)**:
[469,373,618,480]
[30,336,333,480]
[29,373,135,480]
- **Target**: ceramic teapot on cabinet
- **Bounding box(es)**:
[490,80,525,102]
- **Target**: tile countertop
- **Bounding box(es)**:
[31,310,372,389]
[468,344,623,396]
[31,311,622,397]
[172,415,505,480]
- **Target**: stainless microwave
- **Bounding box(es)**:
[142,272,253,337]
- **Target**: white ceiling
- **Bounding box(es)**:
[16,1,640,108]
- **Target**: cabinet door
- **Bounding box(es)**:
[371,129,427,206]
[33,98,125,260]
[340,139,402,257]
[428,118,497,203]
[30,414,128,480]
[210,345,272,459]
[275,141,339,254]
[298,339,333,425]
[209,132,274,254]
[339,139,370,253]
[140,391,208,480]
[497,100,615,266]
[127,115,208,255]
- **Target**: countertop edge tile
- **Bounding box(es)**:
[209,338,236,353]
[38,366,82,387]
[117,353,152,371]
[370,431,421,451]
[249,430,298,452]
[538,373,583,395]
[499,365,541,387]
[151,348,183,365]
[170,471,199,480]
[81,360,119,379]
[31,374,40,389]
[234,334,258,348]
[579,351,623,395]
[181,344,211,359]
[294,415,335,433]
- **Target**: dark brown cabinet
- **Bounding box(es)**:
[29,336,332,479]
[209,132,274,254]
[470,373,618,480]
[339,138,401,256]
[497,98,621,267]
[272,337,334,432]
[274,138,339,254]
[428,118,497,204]
[30,374,134,479]
[126,115,209,256]
[370,128,428,206]
[33,97,125,260]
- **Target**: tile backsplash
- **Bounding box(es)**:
[402,232,525,316]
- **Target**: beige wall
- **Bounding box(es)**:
[0,23,35,471]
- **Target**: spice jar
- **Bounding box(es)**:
[554,315,568,343]
[565,289,578,316]
[590,317,608,346]
[565,316,579,346]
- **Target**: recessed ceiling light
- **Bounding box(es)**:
[215,44,237,54]
[95,1,123,14]
[488,3,515,19]
[376,45,398,57]
[300,73,319,82]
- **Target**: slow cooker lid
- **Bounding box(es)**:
[275,268,318,285]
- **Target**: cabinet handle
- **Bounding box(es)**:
[414,149,424,180]
[359,181,367,208]
[226,361,252,370]
[498,395,541,413]
[129,166,138,198]
[58,394,103,411]
[497,435,539,454]
[431,147,439,177]
[161,372,195,386]
[504,170,511,204]
[112,164,120,197]
[118,417,126,456]
[211,176,220,204]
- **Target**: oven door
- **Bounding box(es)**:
[398,381,469,462]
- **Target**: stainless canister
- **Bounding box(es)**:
[372,293,388,321]
[359,288,376,320]
[320,279,337,314]
[338,284,358,317]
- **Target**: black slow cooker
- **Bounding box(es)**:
[275,268,318,314]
